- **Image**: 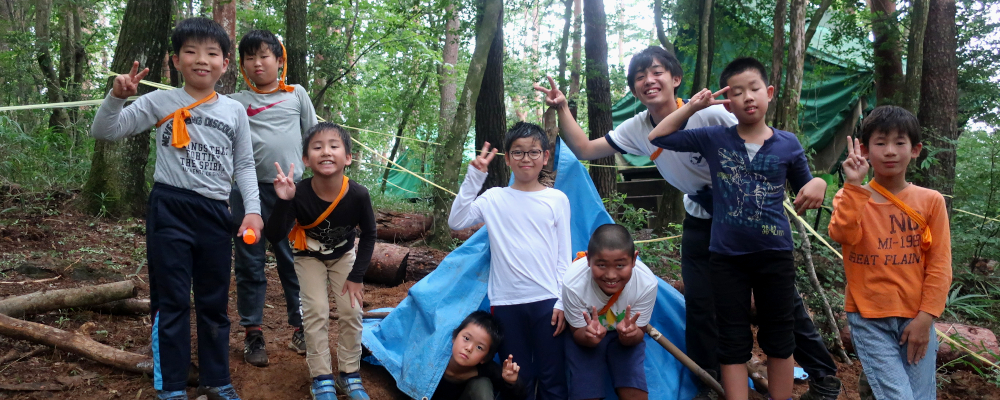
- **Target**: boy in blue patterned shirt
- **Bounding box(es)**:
[648,57,827,400]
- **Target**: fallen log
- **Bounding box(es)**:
[0,280,137,318]
[85,298,150,315]
[0,382,66,391]
[0,313,152,374]
[451,223,484,241]
[357,240,410,286]
[376,211,432,242]
[0,346,48,365]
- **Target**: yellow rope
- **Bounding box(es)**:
[350,137,456,196]
[783,200,843,258]
[0,97,138,112]
[634,234,681,244]
[936,327,1000,369]
[383,179,421,195]
[355,160,432,175]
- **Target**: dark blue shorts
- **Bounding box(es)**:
[565,330,647,400]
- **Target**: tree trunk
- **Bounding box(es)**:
[871,0,904,105]
[803,0,833,47]
[476,3,509,193]
[34,0,70,132]
[557,0,573,90]
[0,281,137,318]
[381,73,430,194]
[914,0,958,208]
[285,0,308,88]
[375,211,433,242]
[82,0,172,218]
[212,0,237,94]
[438,4,461,134]
[653,0,673,52]
[569,0,583,99]
[690,0,714,97]
[902,0,930,114]
[766,0,787,126]
[776,0,806,134]
[0,314,153,374]
[427,0,503,248]
[583,0,616,199]
[358,240,410,286]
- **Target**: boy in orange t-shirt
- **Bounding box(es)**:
[828,105,952,400]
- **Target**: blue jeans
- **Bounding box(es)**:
[231,183,302,328]
[847,312,937,400]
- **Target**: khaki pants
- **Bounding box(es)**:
[294,249,362,377]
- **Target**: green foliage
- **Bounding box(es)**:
[0,116,95,192]
[952,129,1000,268]
[602,191,651,232]
[945,283,998,321]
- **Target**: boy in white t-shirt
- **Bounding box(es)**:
[563,224,656,400]
[449,122,572,400]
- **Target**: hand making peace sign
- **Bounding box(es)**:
[615,305,643,341]
[687,87,731,111]
[274,162,297,200]
[501,354,520,384]
[532,76,567,109]
[112,61,150,99]
[471,142,498,173]
[582,306,607,342]
[842,135,869,186]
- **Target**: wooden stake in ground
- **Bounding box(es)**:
[0,280,137,318]
[0,313,152,374]
[789,214,852,365]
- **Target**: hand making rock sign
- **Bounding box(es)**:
[112,61,150,99]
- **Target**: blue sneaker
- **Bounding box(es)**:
[335,372,370,400]
[156,390,188,400]
[310,378,337,400]
[196,384,241,400]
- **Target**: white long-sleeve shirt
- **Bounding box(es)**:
[449,165,572,310]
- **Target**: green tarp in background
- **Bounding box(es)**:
[384,148,430,198]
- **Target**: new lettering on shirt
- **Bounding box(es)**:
[162,117,237,178]
[849,211,924,267]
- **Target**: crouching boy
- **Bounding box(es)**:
[563,224,657,400]
[434,311,527,400]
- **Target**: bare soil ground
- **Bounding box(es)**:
[1,193,997,399]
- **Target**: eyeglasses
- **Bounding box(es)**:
[509,149,543,160]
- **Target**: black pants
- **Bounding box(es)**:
[147,184,233,391]
[680,214,838,383]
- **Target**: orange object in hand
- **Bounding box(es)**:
[242,228,257,245]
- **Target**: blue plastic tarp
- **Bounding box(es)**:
[362,139,698,399]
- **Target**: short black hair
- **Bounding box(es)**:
[504,121,549,153]
[719,57,769,95]
[860,105,921,147]
[627,46,684,94]
[452,310,504,357]
[303,122,352,156]
[172,17,231,57]
[238,29,283,60]
[587,224,636,257]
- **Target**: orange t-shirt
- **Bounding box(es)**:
[828,183,952,319]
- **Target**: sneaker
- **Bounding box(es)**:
[196,384,241,400]
[156,390,188,400]
[799,375,842,400]
[289,328,306,355]
[243,329,268,367]
[335,372,371,400]
[310,378,338,400]
[858,370,875,400]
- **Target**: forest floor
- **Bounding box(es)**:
[1,191,998,399]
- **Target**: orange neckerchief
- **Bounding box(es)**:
[239,42,296,94]
[868,180,932,251]
[573,251,624,316]
[288,176,350,251]
[649,98,687,161]
[155,91,217,148]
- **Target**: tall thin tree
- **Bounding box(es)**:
[776,0,806,134]
[915,0,958,208]
[213,0,237,94]
[83,0,173,217]
[285,0,308,88]
[475,0,509,192]
[583,0,616,199]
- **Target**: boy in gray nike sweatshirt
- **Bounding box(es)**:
[90,17,258,400]
[227,29,318,366]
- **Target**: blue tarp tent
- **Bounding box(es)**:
[362,139,698,399]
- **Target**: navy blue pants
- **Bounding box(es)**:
[231,183,301,328]
[681,214,838,384]
[492,298,567,400]
[147,184,233,391]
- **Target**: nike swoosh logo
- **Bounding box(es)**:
[246,100,288,117]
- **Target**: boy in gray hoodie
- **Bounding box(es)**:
[90,17,259,400]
